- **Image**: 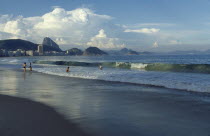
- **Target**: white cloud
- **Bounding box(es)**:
[0,31,18,39]
[87,29,125,49]
[124,28,160,34]
[55,37,68,45]
[0,7,112,47]
[153,41,158,48]
[136,23,175,27]
[121,23,175,29]
[168,40,181,45]
[0,7,200,51]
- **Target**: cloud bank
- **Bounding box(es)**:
[124,28,160,34]
[87,29,125,49]
[0,7,123,49]
[0,7,202,51]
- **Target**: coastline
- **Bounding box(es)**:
[1,66,210,136]
[0,94,90,136]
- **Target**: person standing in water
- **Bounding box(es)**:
[99,65,103,70]
[66,66,70,72]
[29,62,32,71]
[23,62,27,72]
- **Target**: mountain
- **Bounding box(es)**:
[120,48,139,55]
[42,37,62,52]
[127,50,139,55]
[107,48,154,55]
[66,48,83,55]
[108,48,139,55]
[0,39,62,52]
[0,39,38,51]
[83,47,108,56]
[120,48,130,54]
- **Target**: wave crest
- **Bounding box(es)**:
[34,60,210,74]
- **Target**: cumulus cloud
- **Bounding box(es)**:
[124,28,160,34]
[122,23,175,28]
[153,41,158,48]
[0,7,112,47]
[0,7,186,51]
[168,40,181,45]
[87,29,125,49]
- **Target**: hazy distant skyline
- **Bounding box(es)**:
[1,0,210,52]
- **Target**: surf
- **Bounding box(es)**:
[34,60,210,74]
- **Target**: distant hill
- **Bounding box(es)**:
[107,48,154,55]
[42,37,62,52]
[83,47,108,56]
[0,39,62,52]
[120,48,139,55]
[120,48,130,54]
[108,48,140,55]
[0,39,38,51]
[66,48,83,55]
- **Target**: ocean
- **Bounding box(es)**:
[1,54,210,136]
[1,54,210,92]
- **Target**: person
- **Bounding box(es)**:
[29,62,32,71]
[23,62,27,72]
[99,65,103,70]
[66,66,70,72]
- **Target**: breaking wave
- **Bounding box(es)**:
[35,60,210,74]
[33,66,210,93]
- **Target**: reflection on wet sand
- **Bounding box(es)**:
[1,68,210,136]
[0,70,18,95]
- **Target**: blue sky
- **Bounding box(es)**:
[1,0,210,52]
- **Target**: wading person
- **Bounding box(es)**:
[99,65,103,70]
[66,66,70,72]
[29,62,32,71]
[23,62,27,72]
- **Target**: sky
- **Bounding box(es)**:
[1,0,210,52]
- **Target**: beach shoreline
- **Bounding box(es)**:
[0,94,90,136]
[1,65,210,136]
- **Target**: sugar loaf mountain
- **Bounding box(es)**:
[0,37,109,57]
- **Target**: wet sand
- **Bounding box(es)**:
[1,67,210,136]
[0,94,90,136]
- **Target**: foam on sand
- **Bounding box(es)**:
[33,65,210,93]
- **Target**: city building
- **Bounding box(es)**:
[26,50,34,56]
[38,44,44,55]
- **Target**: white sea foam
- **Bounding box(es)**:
[0,58,29,64]
[130,63,148,69]
[33,65,210,93]
[2,55,210,93]
[9,59,20,63]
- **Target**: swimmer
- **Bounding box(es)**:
[29,62,32,71]
[99,65,103,70]
[66,66,70,72]
[23,62,27,72]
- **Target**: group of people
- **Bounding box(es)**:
[23,62,103,72]
[65,65,103,73]
[22,62,32,72]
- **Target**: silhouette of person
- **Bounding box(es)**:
[66,66,70,72]
[23,62,27,72]
[99,65,103,70]
[29,62,32,71]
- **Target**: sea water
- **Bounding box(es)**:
[1,54,210,136]
[1,54,210,93]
